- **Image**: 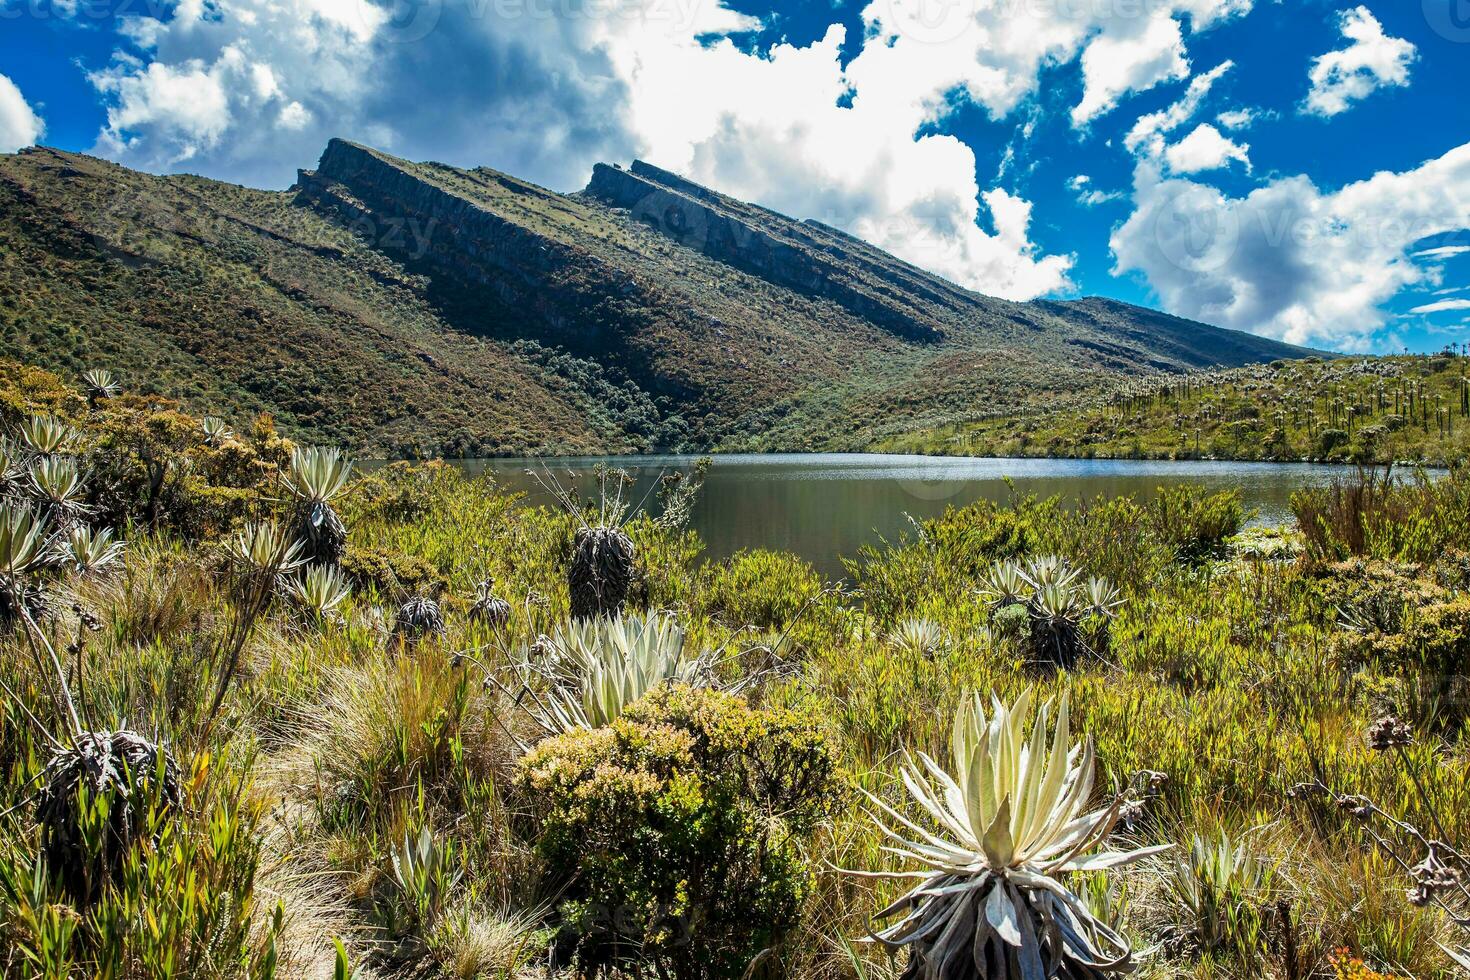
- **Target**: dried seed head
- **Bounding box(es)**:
[1408,843,1462,901]
[1335,794,1374,819]
[1366,715,1413,751]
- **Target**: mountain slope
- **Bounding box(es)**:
[0,140,1316,455]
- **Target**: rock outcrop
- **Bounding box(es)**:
[585,161,947,341]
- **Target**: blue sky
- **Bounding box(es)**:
[1,0,1468,352]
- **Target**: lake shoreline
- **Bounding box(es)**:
[453,453,1396,577]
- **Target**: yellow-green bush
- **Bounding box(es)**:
[0,754,281,980]
[1147,484,1247,563]
[338,544,448,599]
[697,548,825,630]
[517,684,838,979]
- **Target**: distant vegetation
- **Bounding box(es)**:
[1,359,1469,979]
[880,351,1470,466]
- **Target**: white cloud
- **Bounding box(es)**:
[1410,298,1470,314]
[1163,123,1250,173]
[92,59,232,162]
[1067,174,1124,207]
[81,0,1254,300]
[277,101,312,130]
[1125,61,1233,155]
[1072,11,1190,126]
[1215,107,1258,130]
[0,74,45,154]
[1111,141,1470,348]
[1303,6,1416,118]
[1414,245,1470,260]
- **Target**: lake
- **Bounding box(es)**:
[460,454,1368,577]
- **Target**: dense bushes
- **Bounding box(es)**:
[0,754,282,979]
[518,685,838,978]
[844,494,1053,623]
[1147,483,1247,563]
[1293,466,1470,563]
[697,549,824,630]
[5,360,1470,979]
[884,353,1470,466]
[847,485,1238,625]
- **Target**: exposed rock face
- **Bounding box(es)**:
[585,161,948,342]
[298,141,670,353]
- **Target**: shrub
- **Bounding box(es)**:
[844,495,1055,623]
[1041,494,1169,590]
[0,360,84,427]
[1337,597,1470,723]
[1293,467,1470,563]
[339,545,447,599]
[698,549,824,630]
[169,479,257,539]
[1318,428,1351,456]
[346,461,462,526]
[1147,484,1246,563]
[81,396,279,539]
[517,685,838,979]
[86,398,204,532]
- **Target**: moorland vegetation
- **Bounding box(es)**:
[881,352,1470,467]
[0,359,1468,980]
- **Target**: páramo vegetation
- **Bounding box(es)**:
[0,356,1468,980]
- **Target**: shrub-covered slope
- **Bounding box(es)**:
[880,352,1470,465]
[0,140,1314,455]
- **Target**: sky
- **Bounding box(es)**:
[1,0,1468,353]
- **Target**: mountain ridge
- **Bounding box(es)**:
[0,138,1318,455]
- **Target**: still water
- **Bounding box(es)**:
[459,454,1364,578]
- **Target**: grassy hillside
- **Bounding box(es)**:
[879,352,1470,466]
[2,362,1469,979]
[0,141,1313,456]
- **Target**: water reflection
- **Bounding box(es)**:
[456,454,1397,578]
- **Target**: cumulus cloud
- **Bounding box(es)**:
[1215,107,1265,130]
[1303,6,1416,118]
[1111,142,1470,348]
[1125,61,1233,155]
[1163,123,1250,173]
[1072,11,1189,126]
[79,0,1254,300]
[0,74,45,153]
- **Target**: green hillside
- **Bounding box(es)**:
[0,140,1315,455]
[878,352,1470,465]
